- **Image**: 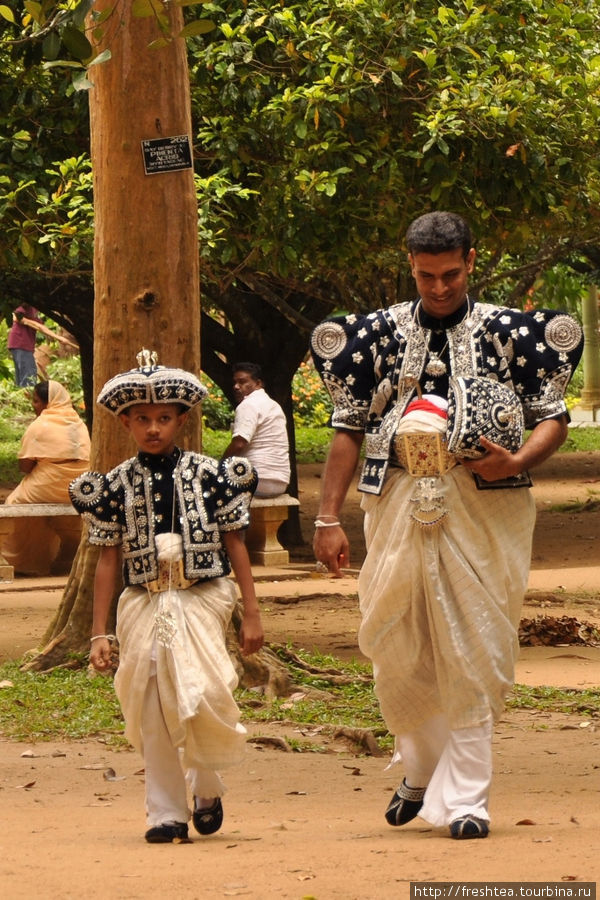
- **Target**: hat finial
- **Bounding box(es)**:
[136,348,158,368]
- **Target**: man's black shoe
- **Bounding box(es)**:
[193,797,224,835]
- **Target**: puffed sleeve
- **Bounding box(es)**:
[212,457,258,532]
[310,313,384,431]
[69,470,124,546]
[498,309,583,427]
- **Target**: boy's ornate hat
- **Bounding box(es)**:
[97,349,208,416]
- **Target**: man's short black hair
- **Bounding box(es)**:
[233,362,263,382]
[406,212,472,259]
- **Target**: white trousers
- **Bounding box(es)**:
[396,712,493,827]
[142,675,225,827]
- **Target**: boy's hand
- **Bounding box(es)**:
[239,610,264,656]
[90,637,112,671]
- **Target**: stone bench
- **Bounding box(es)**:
[246,494,300,566]
[0,503,79,581]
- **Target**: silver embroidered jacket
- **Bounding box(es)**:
[69,453,257,584]
[311,301,583,494]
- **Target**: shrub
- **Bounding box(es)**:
[200,374,234,430]
[292,361,332,427]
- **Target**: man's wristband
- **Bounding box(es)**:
[314,519,341,528]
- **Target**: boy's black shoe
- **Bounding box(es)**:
[145,822,189,843]
[192,797,223,835]
[384,779,426,826]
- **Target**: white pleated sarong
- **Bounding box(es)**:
[358,464,536,735]
[114,535,246,773]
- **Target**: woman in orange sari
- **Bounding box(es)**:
[3,381,91,575]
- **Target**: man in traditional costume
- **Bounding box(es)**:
[311,212,583,839]
[70,351,263,843]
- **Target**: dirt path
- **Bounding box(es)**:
[1,455,599,898]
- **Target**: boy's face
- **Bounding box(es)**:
[119,403,188,456]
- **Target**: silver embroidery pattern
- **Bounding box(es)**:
[311,322,348,359]
[544,315,582,353]
[409,477,448,528]
[155,592,178,647]
[70,452,256,583]
[446,376,524,458]
[324,373,370,429]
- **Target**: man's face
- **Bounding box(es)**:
[409,247,475,319]
[119,403,188,455]
[232,370,261,405]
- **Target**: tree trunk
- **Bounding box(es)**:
[26,0,200,670]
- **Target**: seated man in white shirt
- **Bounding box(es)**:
[222,362,291,498]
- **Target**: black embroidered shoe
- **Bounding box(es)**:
[144,822,189,843]
[450,815,489,839]
[192,797,224,835]
[384,779,426,826]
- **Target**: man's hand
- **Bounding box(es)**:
[313,524,350,577]
[458,436,520,482]
[459,417,569,483]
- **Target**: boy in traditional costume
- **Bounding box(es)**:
[70,351,263,843]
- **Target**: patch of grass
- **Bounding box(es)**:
[237,647,390,750]
[201,425,334,464]
[547,495,600,513]
[0,660,125,744]
[560,427,600,453]
[294,426,334,463]
[508,683,600,717]
[2,651,599,749]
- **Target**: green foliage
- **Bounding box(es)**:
[200,373,234,429]
[292,361,333,427]
[0,0,215,86]
[0,154,93,275]
[201,425,231,459]
[46,353,86,408]
[294,425,333,463]
[3,0,600,322]
[188,0,600,289]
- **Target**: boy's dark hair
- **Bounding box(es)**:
[119,401,188,417]
[233,362,263,382]
[33,380,49,404]
[406,212,472,259]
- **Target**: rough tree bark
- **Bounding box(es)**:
[26,0,200,670]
